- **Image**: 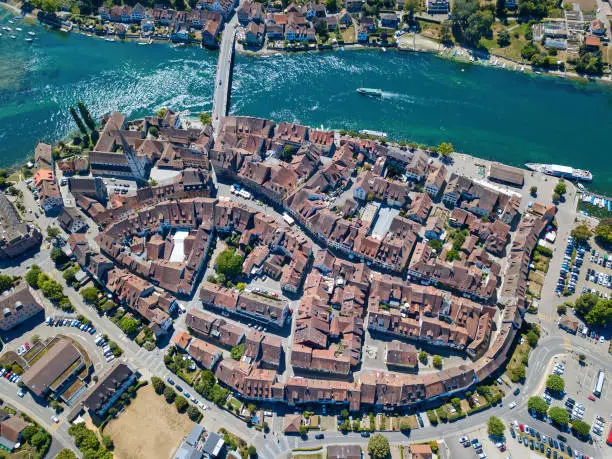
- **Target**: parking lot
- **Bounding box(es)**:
[555,235,587,296]
[580,247,612,299]
[509,420,583,459]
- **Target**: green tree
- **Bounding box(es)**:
[595,223,612,245]
[521,41,539,60]
[571,224,592,244]
[175,396,188,412]
[101,435,114,450]
[487,416,505,437]
[368,434,390,459]
[556,304,567,315]
[50,247,66,264]
[215,248,244,281]
[546,374,565,393]
[585,299,612,326]
[69,106,88,134]
[526,330,539,347]
[437,142,454,157]
[199,112,212,125]
[77,101,97,131]
[495,0,505,18]
[298,424,308,436]
[247,445,257,458]
[527,396,549,415]
[428,239,443,252]
[530,185,538,197]
[418,350,428,365]
[571,420,591,437]
[118,316,140,335]
[55,449,78,459]
[433,355,443,369]
[574,49,603,76]
[497,29,510,47]
[575,293,598,318]
[549,406,570,426]
[314,18,329,40]
[30,431,49,449]
[280,144,295,162]
[0,274,15,293]
[80,286,100,303]
[440,20,453,44]
[231,343,245,360]
[164,386,176,403]
[151,376,166,395]
[554,180,567,196]
[25,265,42,287]
[187,405,201,421]
[399,419,411,432]
[21,425,39,443]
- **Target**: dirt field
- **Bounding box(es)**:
[104,385,194,459]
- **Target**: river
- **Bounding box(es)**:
[1,8,612,193]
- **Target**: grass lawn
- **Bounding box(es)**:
[506,340,531,380]
[293,454,324,459]
[104,385,194,459]
[227,397,242,412]
[341,25,354,43]
[480,22,532,62]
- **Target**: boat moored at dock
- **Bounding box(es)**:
[525,163,593,182]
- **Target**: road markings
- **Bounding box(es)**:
[563,337,572,351]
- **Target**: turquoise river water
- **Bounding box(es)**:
[1,7,612,192]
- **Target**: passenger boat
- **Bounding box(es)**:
[357,88,383,98]
[525,163,593,182]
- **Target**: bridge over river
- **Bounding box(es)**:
[211,8,239,135]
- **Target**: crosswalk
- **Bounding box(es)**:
[132,347,167,375]
[563,337,572,351]
[538,312,556,324]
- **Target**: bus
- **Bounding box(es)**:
[594,369,605,397]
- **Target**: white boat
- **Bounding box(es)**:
[15,27,22,31]
[10,35,16,39]
[25,37,33,42]
[8,20,14,24]
[525,163,593,182]
[28,31,35,36]
[104,37,115,42]
[381,47,386,52]
[3,27,12,32]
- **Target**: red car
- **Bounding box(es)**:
[24,342,30,350]
[519,424,525,432]
[588,395,597,401]
[4,371,12,379]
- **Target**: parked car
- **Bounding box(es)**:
[314,433,324,440]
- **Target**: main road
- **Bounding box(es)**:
[211,11,238,135]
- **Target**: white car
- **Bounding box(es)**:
[50,415,59,423]
[509,402,516,409]
[459,436,469,444]
[17,390,25,398]
[600,336,606,343]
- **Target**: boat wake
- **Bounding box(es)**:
[381,91,416,104]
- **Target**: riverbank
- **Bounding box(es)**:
[2,1,609,86]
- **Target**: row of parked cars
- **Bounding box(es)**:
[0,368,21,386]
[585,267,611,292]
[556,236,586,295]
[94,334,116,363]
[458,436,487,458]
[165,377,209,411]
[591,415,605,437]
[45,316,97,335]
[565,397,585,422]
[512,422,587,459]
